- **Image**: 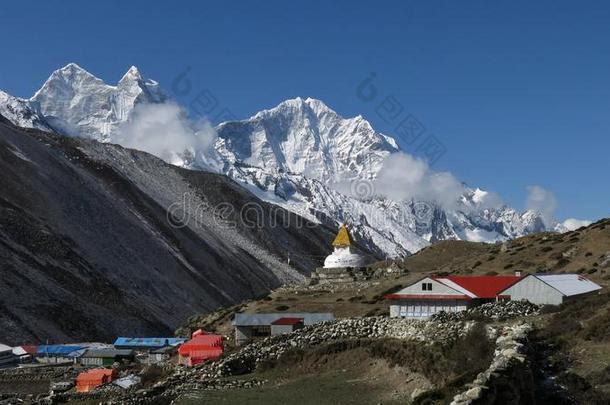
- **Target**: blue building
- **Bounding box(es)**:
[113,337,186,351]
[36,345,85,364]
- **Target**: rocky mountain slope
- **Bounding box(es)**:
[0,116,335,345]
[0,65,560,258]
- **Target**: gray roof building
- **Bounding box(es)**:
[499,274,602,305]
[232,313,335,326]
[81,349,134,358]
[232,313,335,346]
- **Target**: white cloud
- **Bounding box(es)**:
[112,102,221,170]
[372,152,465,209]
[473,189,505,210]
[336,153,585,232]
[561,218,592,231]
[525,185,558,227]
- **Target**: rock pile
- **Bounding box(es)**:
[310,266,372,284]
[310,264,408,285]
[178,377,267,392]
[431,300,540,322]
[0,365,77,382]
[450,322,532,405]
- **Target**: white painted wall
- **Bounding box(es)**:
[389,299,470,319]
[80,357,103,366]
[501,276,564,305]
[394,277,466,296]
[271,324,294,336]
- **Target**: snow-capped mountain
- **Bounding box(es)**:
[216,97,399,184]
[0,64,558,257]
[31,63,167,141]
[0,90,53,131]
[215,97,551,255]
[0,63,166,141]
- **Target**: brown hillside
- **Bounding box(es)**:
[400,217,610,285]
[179,218,610,341]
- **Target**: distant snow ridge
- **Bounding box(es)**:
[0,90,53,131]
[0,65,556,257]
[223,164,548,257]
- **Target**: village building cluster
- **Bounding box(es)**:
[0,330,223,392]
[0,313,336,393]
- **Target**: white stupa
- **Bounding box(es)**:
[323,224,368,268]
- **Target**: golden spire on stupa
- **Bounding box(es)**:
[332,223,353,248]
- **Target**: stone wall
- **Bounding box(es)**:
[310,266,372,284]
[310,265,408,284]
[450,323,535,405]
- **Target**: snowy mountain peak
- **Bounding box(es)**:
[53,62,94,78]
[252,97,338,121]
[218,97,399,182]
[34,63,106,98]
[302,97,338,115]
[117,66,166,104]
[121,65,143,80]
[118,66,163,91]
[29,64,166,141]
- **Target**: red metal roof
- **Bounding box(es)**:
[271,317,304,325]
[178,334,223,356]
[19,345,38,354]
[436,276,522,299]
[187,347,223,366]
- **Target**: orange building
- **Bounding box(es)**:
[76,368,116,392]
[178,330,223,367]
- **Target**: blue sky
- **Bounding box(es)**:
[1,0,608,222]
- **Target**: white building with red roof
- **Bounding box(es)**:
[270,317,305,336]
[385,275,521,319]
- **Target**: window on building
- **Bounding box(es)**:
[421,282,433,291]
[427,282,432,290]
